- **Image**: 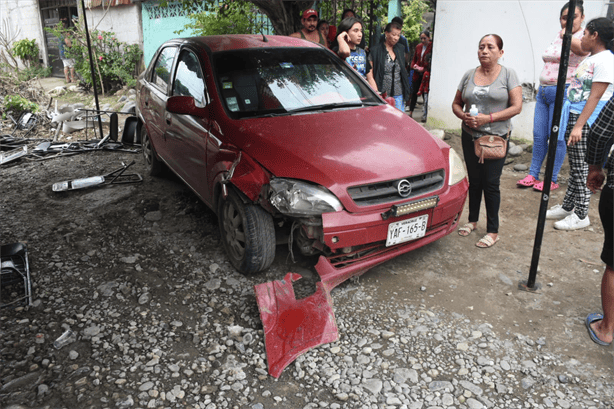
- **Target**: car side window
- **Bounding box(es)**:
[172,50,207,107]
[152,46,177,91]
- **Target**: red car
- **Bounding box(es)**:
[136,35,468,276]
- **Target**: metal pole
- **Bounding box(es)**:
[80,0,104,141]
[519,0,577,292]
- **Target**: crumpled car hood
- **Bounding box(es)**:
[225,104,448,201]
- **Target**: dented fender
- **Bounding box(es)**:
[228,152,270,201]
[216,150,270,203]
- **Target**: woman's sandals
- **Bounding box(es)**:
[458,223,476,237]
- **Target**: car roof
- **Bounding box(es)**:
[169,35,323,53]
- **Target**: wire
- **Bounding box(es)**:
[517,0,536,91]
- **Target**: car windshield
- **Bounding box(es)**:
[212,48,381,118]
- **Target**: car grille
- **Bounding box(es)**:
[347,170,445,206]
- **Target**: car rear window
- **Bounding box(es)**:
[212,48,381,118]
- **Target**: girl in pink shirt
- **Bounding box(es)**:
[517,1,588,191]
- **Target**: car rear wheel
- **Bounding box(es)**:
[141,126,163,176]
[218,191,275,275]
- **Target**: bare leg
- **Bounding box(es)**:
[70,67,76,83]
[591,265,614,344]
[64,67,71,83]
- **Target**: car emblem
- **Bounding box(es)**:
[397,179,412,198]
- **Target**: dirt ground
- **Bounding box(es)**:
[1,79,612,401]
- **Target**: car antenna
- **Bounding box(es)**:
[260,29,268,42]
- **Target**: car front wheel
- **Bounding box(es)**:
[218,191,275,275]
[141,125,163,176]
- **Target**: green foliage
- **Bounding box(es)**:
[12,38,40,68]
[319,0,390,44]
[16,65,52,82]
[45,22,143,93]
[177,1,263,36]
[401,0,431,44]
[4,95,39,113]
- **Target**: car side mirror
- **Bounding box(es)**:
[384,96,396,107]
[166,96,208,117]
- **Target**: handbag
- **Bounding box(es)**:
[473,132,509,164]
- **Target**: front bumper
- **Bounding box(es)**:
[255,180,468,378]
[321,180,468,271]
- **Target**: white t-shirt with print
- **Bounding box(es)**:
[567,50,614,103]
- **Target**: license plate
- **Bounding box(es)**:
[386,214,428,246]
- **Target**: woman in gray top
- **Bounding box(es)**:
[451,34,522,248]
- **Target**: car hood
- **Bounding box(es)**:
[227,105,449,203]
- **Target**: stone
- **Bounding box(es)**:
[430,129,445,140]
[361,379,383,395]
[466,398,484,409]
[144,211,162,222]
[508,145,523,156]
[138,293,151,304]
[429,380,454,392]
[139,382,154,391]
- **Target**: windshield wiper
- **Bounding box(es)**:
[287,101,378,114]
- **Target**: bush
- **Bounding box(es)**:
[178,1,263,36]
[4,94,39,115]
[17,66,52,82]
[12,38,40,68]
[46,23,143,94]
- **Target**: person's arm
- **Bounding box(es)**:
[452,90,468,120]
[366,61,377,91]
[336,32,351,59]
[410,45,419,70]
[562,30,589,57]
[289,32,301,39]
[587,164,606,193]
[568,81,610,146]
[64,36,72,47]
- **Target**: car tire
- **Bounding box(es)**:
[141,125,163,176]
[218,191,275,275]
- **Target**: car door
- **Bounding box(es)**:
[165,47,213,205]
[140,46,178,166]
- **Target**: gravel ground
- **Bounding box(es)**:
[1,88,613,408]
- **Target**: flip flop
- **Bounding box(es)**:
[458,223,476,237]
[585,312,611,346]
[476,234,499,248]
[517,175,537,187]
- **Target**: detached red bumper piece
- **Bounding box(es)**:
[254,272,338,378]
[255,253,379,378]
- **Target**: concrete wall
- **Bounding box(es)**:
[85,3,143,48]
[429,0,607,140]
[0,0,47,68]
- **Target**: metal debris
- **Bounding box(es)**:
[52,161,142,192]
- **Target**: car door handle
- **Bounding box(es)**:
[165,113,172,125]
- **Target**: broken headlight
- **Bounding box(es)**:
[269,178,343,216]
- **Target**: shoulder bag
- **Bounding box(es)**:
[474,131,509,164]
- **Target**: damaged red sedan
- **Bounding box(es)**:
[136,35,468,276]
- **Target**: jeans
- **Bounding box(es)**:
[528,85,568,183]
[393,95,404,112]
[461,130,508,233]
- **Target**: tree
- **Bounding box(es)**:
[401,0,431,44]
[164,0,313,36]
